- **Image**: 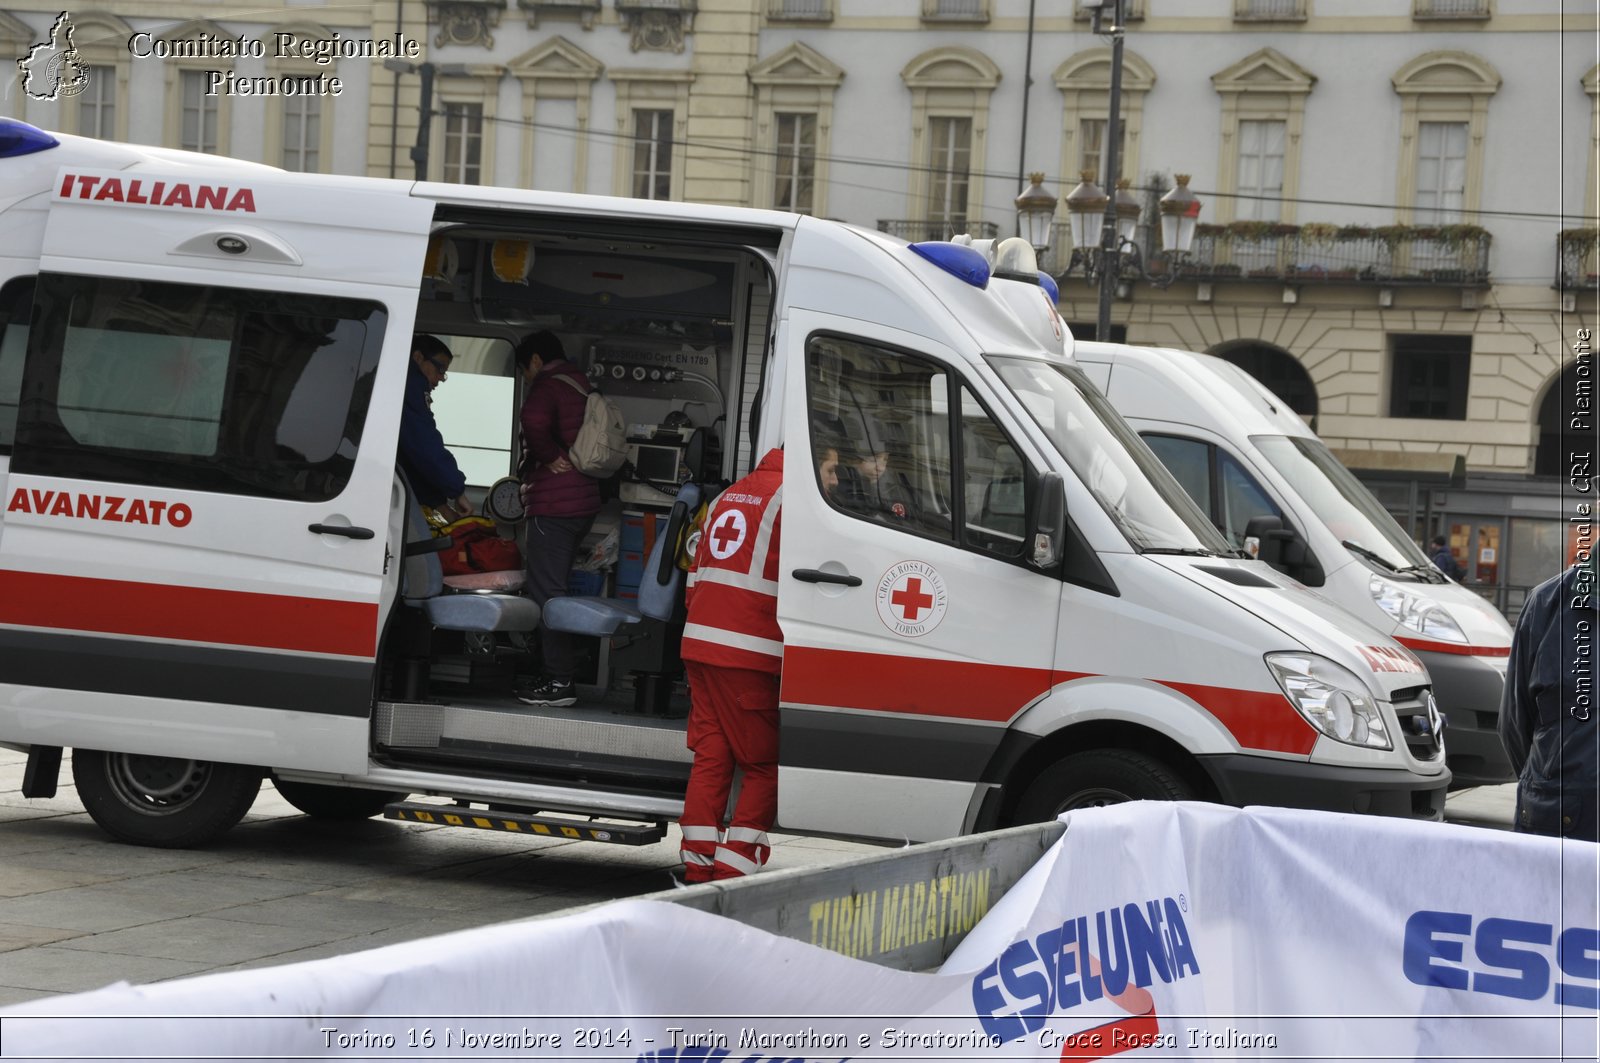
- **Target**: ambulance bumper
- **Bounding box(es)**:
[1201,755,1449,821]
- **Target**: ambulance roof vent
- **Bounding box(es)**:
[0,119,59,158]
[908,241,990,289]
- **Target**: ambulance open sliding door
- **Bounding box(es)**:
[0,170,435,773]
[774,310,1062,843]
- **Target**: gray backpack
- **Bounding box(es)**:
[556,374,627,477]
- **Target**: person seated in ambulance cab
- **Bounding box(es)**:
[399,334,472,517]
[834,419,916,524]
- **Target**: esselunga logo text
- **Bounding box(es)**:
[1404,909,1599,1009]
[971,895,1201,1043]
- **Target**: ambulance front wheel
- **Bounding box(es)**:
[1012,749,1194,822]
[272,777,404,821]
[71,749,263,848]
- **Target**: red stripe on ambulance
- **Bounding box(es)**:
[0,570,376,658]
[782,647,1318,755]
[56,173,256,213]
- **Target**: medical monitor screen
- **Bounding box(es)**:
[632,443,683,484]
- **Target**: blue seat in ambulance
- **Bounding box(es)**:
[542,482,701,637]
[399,476,540,634]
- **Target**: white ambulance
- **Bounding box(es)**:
[0,120,1447,850]
[1074,341,1513,788]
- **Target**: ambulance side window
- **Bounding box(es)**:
[16,274,387,502]
[804,334,1034,560]
[805,334,955,543]
[1143,434,1214,520]
[0,276,35,453]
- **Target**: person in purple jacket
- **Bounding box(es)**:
[514,331,601,707]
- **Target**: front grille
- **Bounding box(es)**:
[1393,688,1444,762]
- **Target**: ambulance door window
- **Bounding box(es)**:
[958,384,1033,560]
[1142,434,1215,523]
[1217,449,1284,549]
[804,335,954,542]
[17,274,386,501]
[0,277,35,452]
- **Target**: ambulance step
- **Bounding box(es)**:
[383,801,668,845]
[375,698,692,764]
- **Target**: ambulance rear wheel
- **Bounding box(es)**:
[71,749,263,848]
[272,778,403,821]
[1012,749,1194,822]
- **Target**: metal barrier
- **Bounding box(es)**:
[651,820,1065,970]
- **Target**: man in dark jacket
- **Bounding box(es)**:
[1430,535,1462,580]
[1499,556,1598,842]
[399,334,471,516]
[515,331,600,707]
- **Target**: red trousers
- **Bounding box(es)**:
[679,661,779,882]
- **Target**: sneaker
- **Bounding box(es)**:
[517,677,577,707]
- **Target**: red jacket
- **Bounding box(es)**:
[682,449,784,674]
[520,359,601,519]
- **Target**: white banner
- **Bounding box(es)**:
[2,803,1596,1061]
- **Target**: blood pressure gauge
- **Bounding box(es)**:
[484,476,526,525]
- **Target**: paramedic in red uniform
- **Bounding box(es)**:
[677,447,789,883]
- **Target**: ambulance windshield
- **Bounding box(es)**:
[1254,435,1433,572]
[989,356,1232,554]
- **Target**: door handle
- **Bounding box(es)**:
[791,568,862,587]
[308,523,375,540]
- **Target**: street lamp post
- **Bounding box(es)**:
[383,59,467,182]
[1088,0,1127,342]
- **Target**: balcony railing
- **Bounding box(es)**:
[922,0,988,22]
[1165,224,1492,286]
[1234,0,1306,21]
[877,218,999,243]
[1558,230,1599,290]
[1413,0,1490,18]
[767,0,831,20]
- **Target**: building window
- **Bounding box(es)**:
[632,109,673,200]
[1235,119,1285,222]
[79,66,116,140]
[441,103,484,185]
[927,116,973,229]
[281,95,321,172]
[1414,121,1468,224]
[180,71,219,153]
[773,112,816,215]
[1390,335,1471,420]
[1078,118,1129,184]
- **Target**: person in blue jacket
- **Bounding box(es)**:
[398,334,472,516]
[1499,554,1597,841]
[1429,535,1463,580]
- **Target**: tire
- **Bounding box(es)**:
[272,777,405,821]
[1012,749,1195,824]
[71,749,263,848]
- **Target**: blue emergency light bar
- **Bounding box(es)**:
[0,119,59,158]
[908,241,990,289]
[1038,271,1060,305]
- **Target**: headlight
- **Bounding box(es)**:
[1265,652,1393,750]
[1369,575,1468,643]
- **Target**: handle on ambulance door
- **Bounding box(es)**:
[791,568,862,587]
[308,523,376,540]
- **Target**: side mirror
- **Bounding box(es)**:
[1028,471,1066,570]
[1243,514,1292,569]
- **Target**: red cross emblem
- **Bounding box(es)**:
[890,577,934,621]
[707,509,747,560]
